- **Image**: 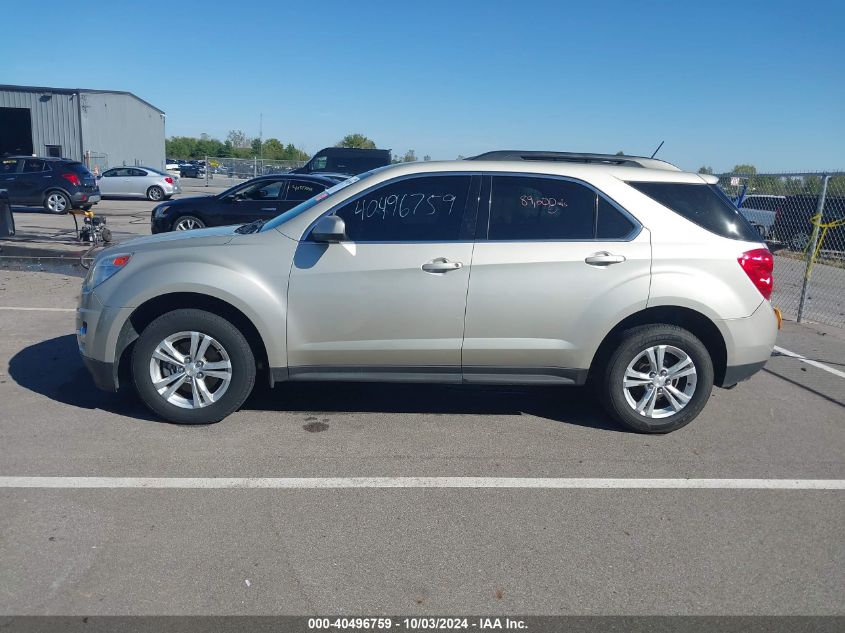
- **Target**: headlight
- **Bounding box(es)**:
[154,205,170,218]
[82,254,132,292]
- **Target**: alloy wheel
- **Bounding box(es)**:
[175,217,202,230]
[148,331,232,409]
[47,193,67,212]
[622,345,698,419]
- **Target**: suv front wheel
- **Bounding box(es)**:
[132,309,256,424]
[601,324,714,433]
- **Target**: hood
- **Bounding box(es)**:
[109,225,237,254]
[158,194,215,209]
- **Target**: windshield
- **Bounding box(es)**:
[260,172,374,232]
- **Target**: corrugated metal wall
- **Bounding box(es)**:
[79,92,165,170]
[0,88,82,160]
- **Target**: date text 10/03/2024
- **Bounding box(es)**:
[307,616,527,630]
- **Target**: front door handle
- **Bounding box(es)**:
[260,207,276,211]
[585,251,626,266]
[421,257,463,273]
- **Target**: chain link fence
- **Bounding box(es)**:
[203,157,306,180]
[717,171,845,328]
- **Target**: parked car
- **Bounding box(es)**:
[736,194,784,240]
[165,159,182,172]
[772,194,845,251]
[292,147,391,176]
[97,167,182,201]
[179,164,205,179]
[80,156,778,433]
[1,156,100,213]
[150,173,342,232]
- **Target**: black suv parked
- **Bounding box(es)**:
[1,156,100,213]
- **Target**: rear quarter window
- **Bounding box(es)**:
[629,181,761,241]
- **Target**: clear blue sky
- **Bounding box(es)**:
[3,0,843,172]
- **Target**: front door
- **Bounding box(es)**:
[286,173,480,380]
[462,174,652,382]
[1,158,21,202]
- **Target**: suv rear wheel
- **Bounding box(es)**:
[131,309,256,424]
[600,324,714,433]
[44,191,70,214]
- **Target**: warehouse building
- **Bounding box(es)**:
[0,84,165,172]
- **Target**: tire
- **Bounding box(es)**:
[131,309,256,424]
[44,190,71,214]
[173,215,205,231]
[600,324,714,433]
[147,185,165,201]
[100,227,113,243]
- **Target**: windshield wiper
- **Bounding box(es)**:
[234,219,266,234]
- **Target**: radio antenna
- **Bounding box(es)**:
[650,140,665,159]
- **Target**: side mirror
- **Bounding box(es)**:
[311,215,346,243]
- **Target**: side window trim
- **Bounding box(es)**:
[479,171,642,242]
[305,171,483,243]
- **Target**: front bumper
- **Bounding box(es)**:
[77,290,135,391]
[82,355,118,391]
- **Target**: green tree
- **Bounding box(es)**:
[423,155,431,161]
[731,164,757,175]
[226,129,250,149]
[402,149,417,162]
[261,138,283,160]
[337,133,376,149]
[698,166,714,175]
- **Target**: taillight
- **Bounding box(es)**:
[61,173,81,186]
[738,248,774,300]
[164,177,173,184]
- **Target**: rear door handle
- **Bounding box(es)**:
[585,251,626,266]
[422,257,463,273]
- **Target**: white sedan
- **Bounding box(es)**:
[97,166,182,201]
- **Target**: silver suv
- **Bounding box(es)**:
[77,157,779,433]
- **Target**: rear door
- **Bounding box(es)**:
[462,174,651,382]
[280,179,328,213]
[16,158,50,204]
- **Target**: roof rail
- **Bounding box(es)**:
[466,150,681,171]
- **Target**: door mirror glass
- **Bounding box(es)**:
[311,215,346,242]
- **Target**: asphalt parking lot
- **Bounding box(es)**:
[0,259,843,616]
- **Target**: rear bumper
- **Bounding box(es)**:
[720,360,767,387]
[715,302,778,387]
[71,191,101,206]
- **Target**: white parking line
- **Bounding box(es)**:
[773,345,845,380]
[0,477,842,490]
[0,307,75,312]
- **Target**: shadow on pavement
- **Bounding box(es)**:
[10,334,626,432]
[8,334,158,422]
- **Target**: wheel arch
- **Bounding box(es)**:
[589,306,728,387]
[115,292,271,389]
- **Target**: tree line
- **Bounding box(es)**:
[167,131,431,164]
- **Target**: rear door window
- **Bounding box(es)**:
[332,175,472,242]
[630,182,761,241]
[488,175,636,240]
[286,179,325,201]
[21,159,46,172]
